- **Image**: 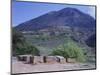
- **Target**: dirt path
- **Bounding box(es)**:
[12,58,95,74]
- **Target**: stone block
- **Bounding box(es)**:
[17,55,32,63]
[33,56,44,64]
[67,58,76,63]
[45,56,58,63]
[55,56,66,63]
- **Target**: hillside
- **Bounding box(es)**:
[14,7,96,57]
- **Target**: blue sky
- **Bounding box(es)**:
[12,1,96,26]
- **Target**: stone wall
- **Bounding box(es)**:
[17,55,76,64]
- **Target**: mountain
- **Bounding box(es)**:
[15,7,96,31]
[14,7,96,56]
[14,7,96,49]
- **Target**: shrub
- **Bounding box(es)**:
[52,40,86,62]
[12,29,40,56]
[26,45,40,55]
[15,44,40,56]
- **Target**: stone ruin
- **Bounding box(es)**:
[17,55,76,64]
[17,55,66,64]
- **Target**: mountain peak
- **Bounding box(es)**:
[15,7,95,31]
[58,7,83,16]
[60,7,79,11]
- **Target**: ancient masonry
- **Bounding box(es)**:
[17,55,76,64]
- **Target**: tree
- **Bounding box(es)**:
[52,40,86,62]
[12,29,40,56]
[26,45,40,55]
[12,29,25,55]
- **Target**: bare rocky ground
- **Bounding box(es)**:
[12,57,96,74]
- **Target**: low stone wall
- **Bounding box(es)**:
[17,55,76,64]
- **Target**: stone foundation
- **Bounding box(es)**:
[17,55,67,64]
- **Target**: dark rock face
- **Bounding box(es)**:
[85,34,96,48]
[15,7,96,31]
